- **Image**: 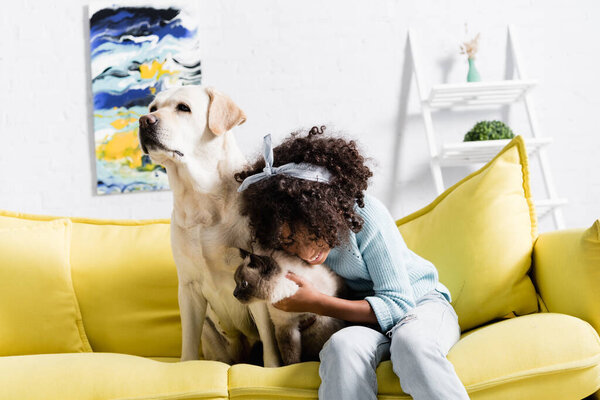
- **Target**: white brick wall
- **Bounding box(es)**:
[0,0,598,233]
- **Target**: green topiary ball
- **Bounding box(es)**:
[464,120,515,141]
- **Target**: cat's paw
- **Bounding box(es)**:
[270,277,300,303]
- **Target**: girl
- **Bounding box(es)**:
[234,126,469,400]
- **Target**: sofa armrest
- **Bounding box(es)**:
[531,220,600,335]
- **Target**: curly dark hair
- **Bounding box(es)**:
[234,126,373,250]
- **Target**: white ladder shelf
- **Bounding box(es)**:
[406,25,566,230]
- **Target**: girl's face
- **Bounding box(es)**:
[280,223,331,265]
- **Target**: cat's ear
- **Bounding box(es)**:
[259,256,279,276]
[239,248,250,259]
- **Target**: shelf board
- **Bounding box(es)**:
[426,80,537,110]
[534,198,568,220]
[436,137,552,166]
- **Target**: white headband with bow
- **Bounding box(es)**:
[237,134,333,192]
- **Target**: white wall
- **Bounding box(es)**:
[0,0,598,233]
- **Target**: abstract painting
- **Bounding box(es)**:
[89,2,201,195]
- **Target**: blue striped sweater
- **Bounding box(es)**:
[324,194,451,333]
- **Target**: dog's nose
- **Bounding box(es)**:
[139,114,158,129]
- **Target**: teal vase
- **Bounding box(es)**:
[467,58,481,82]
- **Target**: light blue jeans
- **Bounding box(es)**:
[318,289,469,399]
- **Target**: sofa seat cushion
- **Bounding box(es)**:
[396,136,539,332]
[229,313,600,400]
[379,313,600,400]
[229,362,321,399]
[0,353,229,400]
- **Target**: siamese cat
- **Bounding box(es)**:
[233,249,347,365]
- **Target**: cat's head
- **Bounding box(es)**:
[233,249,281,303]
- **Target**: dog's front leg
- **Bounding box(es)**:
[248,302,281,367]
[179,280,207,361]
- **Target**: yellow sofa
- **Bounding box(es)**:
[0,137,599,399]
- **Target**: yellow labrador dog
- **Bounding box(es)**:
[138,85,280,366]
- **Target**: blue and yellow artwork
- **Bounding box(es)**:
[89,2,201,195]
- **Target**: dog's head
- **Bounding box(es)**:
[233,249,280,304]
[138,85,246,166]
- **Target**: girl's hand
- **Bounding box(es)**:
[273,272,324,313]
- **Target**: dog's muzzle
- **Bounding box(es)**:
[138,114,184,157]
[139,113,158,131]
[138,114,159,154]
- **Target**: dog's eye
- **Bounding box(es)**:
[241,281,249,289]
[177,103,191,112]
[149,105,157,112]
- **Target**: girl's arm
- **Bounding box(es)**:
[273,272,378,324]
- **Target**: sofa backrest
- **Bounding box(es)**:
[0,210,182,358]
[0,135,543,358]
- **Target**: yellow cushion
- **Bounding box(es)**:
[396,136,539,331]
[532,220,600,334]
[378,313,600,399]
[0,353,229,400]
[0,216,91,355]
[228,314,600,399]
[229,362,321,400]
[70,221,181,357]
[0,209,180,357]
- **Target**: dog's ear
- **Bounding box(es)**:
[206,87,247,135]
[239,248,250,259]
